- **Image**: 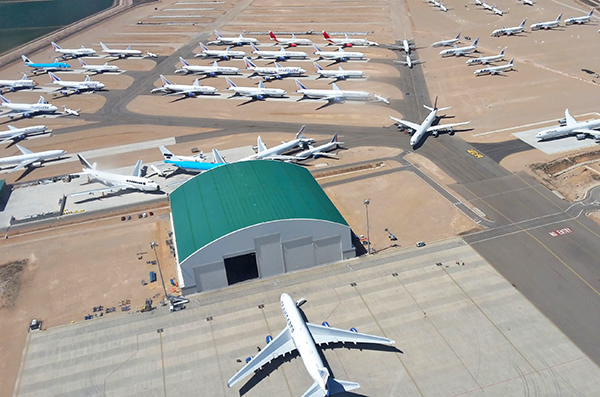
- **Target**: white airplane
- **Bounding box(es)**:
[390,97,471,147]
[0,74,37,91]
[438,1,448,12]
[466,48,506,64]
[521,0,534,6]
[99,42,143,58]
[250,44,308,60]
[390,38,416,53]
[269,31,312,47]
[151,75,217,97]
[491,4,508,16]
[536,109,600,141]
[62,106,80,116]
[322,31,378,46]
[481,0,494,11]
[0,124,49,144]
[240,126,315,161]
[210,30,258,46]
[294,133,344,159]
[51,42,95,59]
[146,50,158,58]
[48,72,105,94]
[195,42,246,59]
[395,54,424,68]
[295,79,371,103]
[565,10,594,25]
[0,95,57,119]
[243,58,305,80]
[491,19,527,36]
[531,14,562,30]
[313,62,365,80]
[225,77,286,99]
[78,59,120,74]
[0,144,66,173]
[474,58,515,75]
[71,155,160,197]
[227,293,395,397]
[175,57,239,76]
[313,45,365,61]
[431,33,461,47]
[440,38,479,56]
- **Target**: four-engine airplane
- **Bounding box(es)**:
[195,42,246,59]
[51,42,95,59]
[151,75,217,97]
[0,95,58,119]
[21,55,70,74]
[243,58,306,80]
[322,31,378,46]
[99,42,143,58]
[0,74,37,92]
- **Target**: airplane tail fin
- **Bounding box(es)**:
[322,30,331,40]
[269,31,278,41]
[21,74,28,80]
[499,48,506,56]
[100,42,109,51]
[251,44,260,52]
[456,32,461,40]
[331,82,341,91]
[51,42,61,51]
[199,42,209,51]
[508,58,514,65]
[159,146,178,161]
[84,75,91,82]
[179,57,189,67]
[473,37,479,46]
[212,60,219,67]
[257,136,267,152]
[79,58,87,66]
[21,55,32,64]
[589,9,594,16]
[294,125,307,140]
[48,72,60,82]
[160,74,171,86]
[214,30,223,38]
[212,148,227,164]
[565,109,577,126]
[37,96,46,104]
[225,77,236,88]
[331,133,339,143]
[312,44,322,53]
[193,78,200,86]
[243,57,256,69]
[313,62,323,71]
[258,81,265,89]
[0,95,10,104]
[7,125,17,130]
[274,61,283,68]
[77,154,94,170]
[556,13,562,21]
[295,79,307,90]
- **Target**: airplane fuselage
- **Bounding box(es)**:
[56,49,96,57]
[179,65,239,75]
[242,138,305,160]
[0,125,48,139]
[216,37,258,46]
[440,45,476,56]
[82,64,119,73]
[410,110,437,146]
[467,53,503,65]
[536,119,600,140]
[251,66,306,76]
[228,86,286,98]
[432,38,459,47]
[199,49,246,59]
[153,83,217,95]
[53,80,105,91]
[0,149,65,169]
[0,79,36,90]
[297,88,370,101]
[26,62,70,71]
[315,51,365,60]
[317,70,364,79]
[83,169,159,191]
[164,159,224,172]
[474,63,512,75]
[1,102,58,115]
[253,49,308,59]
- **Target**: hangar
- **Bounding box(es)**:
[170,161,356,295]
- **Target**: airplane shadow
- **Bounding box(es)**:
[72,188,165,204]
[315,101,337,110]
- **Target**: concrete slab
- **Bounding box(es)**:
[513,127,600,155]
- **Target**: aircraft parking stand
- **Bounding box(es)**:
[13,239,600,396]
[513,128,599,155]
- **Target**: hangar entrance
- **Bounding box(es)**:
[224,252,258,285]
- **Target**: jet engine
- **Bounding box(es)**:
[256,94,264,100]
[577,134,587,140]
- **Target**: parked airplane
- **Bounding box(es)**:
[250,44,308,60]
[295,133,344,159]
[431,33,461,47]
[438,1,448,12]
[491,4,508,15]
[530,14,562,30]
[99,42,143,58]
[313,45,365,61]
[390,97,471,147]
[269,31,312,47]
[0,74,37,91]
[240,125,314,161]
[211,30,258,46]
[195,42,246,59]
[48,72,105,94]
[227,293,395,397]
[439,38,479,56]
[159,146,225,172]
[322,31,378,46]
[78,59,120,74]
[62,106,80,116]
[151,75,217,97]
[0,124,49,144]
[176,57,239,76]
[243,58,305,80]
[51,42,95,59]
[295,79,370,103]
[21,55,70,74]
[225,77,286,99]
[389,38,416,53]
[466,48,506,64]
[0,144,65,173]
[71,155,160,197]
[0,95,57,119]
[565,10,594,25]
[491,19,527,36]
[474,58,515,75]
[536,109,600,141]
[313,62,365,80]
[521,0,534,5]
[481,0,494,11]
[146,50,158,58]
[395,54,424,68]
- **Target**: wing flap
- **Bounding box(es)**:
[389,116,421,131]
[9,158,39,173]
[307,323,395,345]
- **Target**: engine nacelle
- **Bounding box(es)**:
[24,113,31,118]
[188,92,196,98]
[61,90,69,95]
[576,133,587,141]
[209,72,216,77]
[266,335,273,344]
[256,94,264,100]
[75,89,81,94]
[322,321,330,327]
[340,57,347,62]
[344,43,353,47]
[32,161,42,168]
[236,42,243,46]
[277,56,286,61]
[339,75,346,80]
[433,131,439,138]
[18,134,25,141]
[245,356,252,363]
[223,56,230,61]
[9,87,16,92]
[333,97,343,103]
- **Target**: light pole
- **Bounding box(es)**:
[364,199,371,255]
[151,242,169,302]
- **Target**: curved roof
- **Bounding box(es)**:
[170,161,348,262]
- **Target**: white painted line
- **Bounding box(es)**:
[552,190,565,200]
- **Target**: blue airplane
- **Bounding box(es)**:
[21,55,71,74]
[159,146,226,173]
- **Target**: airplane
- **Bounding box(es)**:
[99,42,143,58]
[565,10,594,25]
[47,72,105,94]
[313,62,365,80]
[389,38,416,53]
[438,1,448,12]
[536,109,600,141]
[395,54,424,68]
[313,45,365,61]
[78,58,120,74]
[195,42,246,59]
[21,55,71,74]
[431,33,461,47]
[151,75,217,97]
[521,0,534,5]
[51,42,95,59]
[466,48,506,64]
[269,31,313,47]
[175,57,239,76]
[322,31,379,46]
[0,124,49,144]
[0,144,66,173]
[62,106,80,116]
[240,125,315,161]
[481,0,494,11]
[0,95,58,119]
[491,19,527,36]
[295,79,371,103]
[250,44,308,60]
[0,74,38,91]
[491,4,508,16]
[530,14,562,30]
[227,293,395,397]
[243,58,306,80]
[70,154,160,197]
[389,97,471,147]
[294,133,344,159]
[225,77,286,99]
[146,50,158,58]
[439,38,479,56]
[474,58,515,75]
[210,30,258,46]
[159,146,225,172]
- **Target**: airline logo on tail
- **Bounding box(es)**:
[295,79,307,90]
[243,57,257,69]
[79,59,88,66]
[179,57,190,67]
[0,95,11,104]
[199,42,209,51]
[21,55,32,64]
[322,31,333,41]
[160,75,171,86]
[269,31,279,42]
[225,77,237,88]
[313,62,323,71]
[313,44,322,53]
[214,30,223,38]
[48,72,61,82]
[51,42,61,51]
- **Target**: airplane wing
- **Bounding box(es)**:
[68,185,131,197]
[0,111,24,119]
[0,132,26,144]
[132,160,143,177]
[389,116,421,130]
[312,151,338,159]
[9,158,40,173]
[306,323,395,345]
[227,327,296,387]
[572,128,600,139]
[427,121,471,132]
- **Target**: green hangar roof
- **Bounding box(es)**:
[170,160,348,262]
